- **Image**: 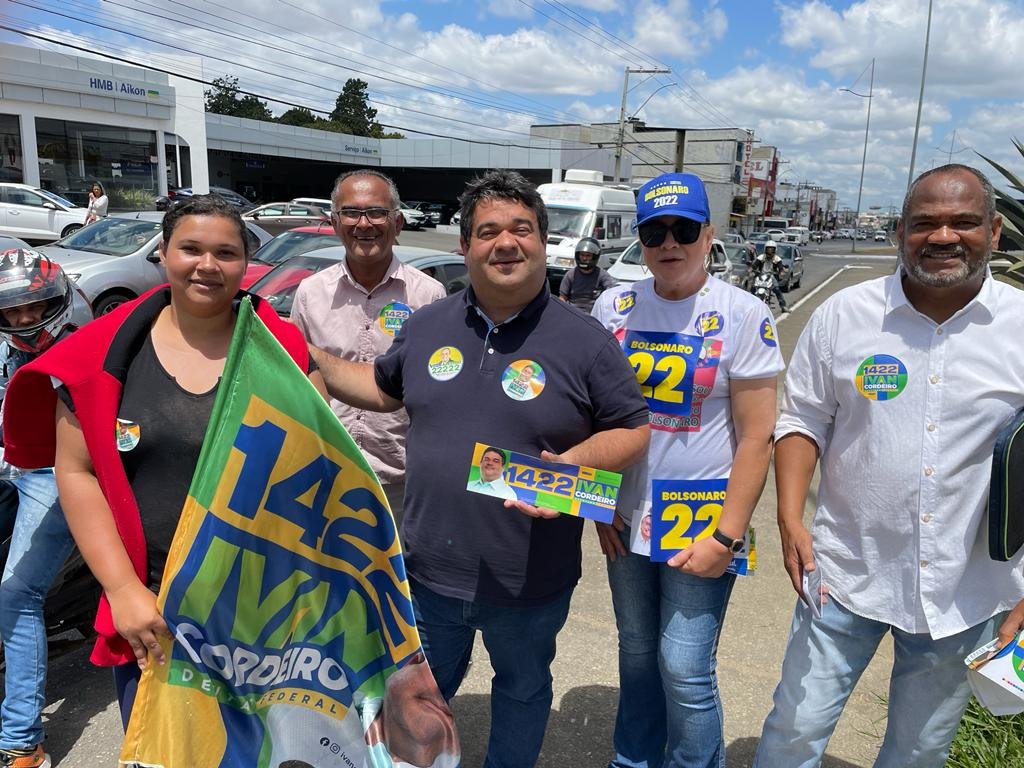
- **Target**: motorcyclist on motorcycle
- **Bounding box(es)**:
[0,249,81,768]
[559,237,617,313]
[753,241,788,312]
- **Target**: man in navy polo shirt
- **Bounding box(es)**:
[312,169,649,768]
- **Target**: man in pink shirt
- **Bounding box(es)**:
[291,169,445,524]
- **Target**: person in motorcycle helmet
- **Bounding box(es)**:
[755,241,788,312]
[0,249,80,768]
[558,236,616,313]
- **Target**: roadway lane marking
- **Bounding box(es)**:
[776,265,868,323]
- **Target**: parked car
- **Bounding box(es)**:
[810,230,826,243]
[874,229,888,242]
[242,223,338,288]
[754,241,804,291]
[37,212,272,316]
[160,186,255,211]
[0,183,86,242]
[451,210,462,226]
[0,234,32,251]
[242,202,329,237]
[766,228,787,241]
[607,238,731,289]
[250,246,468,317]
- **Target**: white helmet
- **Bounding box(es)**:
[764,240,777,251]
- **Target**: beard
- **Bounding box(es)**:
[901,244,989,288]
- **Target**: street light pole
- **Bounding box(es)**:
[906,0,934,191]
[613,67,671,182]
[841,58,875,254]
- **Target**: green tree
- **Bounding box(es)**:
[978,138,1024,287]
[204,76,273,121]
[330,78,379,137]
[277,107,317,126]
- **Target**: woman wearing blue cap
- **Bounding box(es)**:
[592,172,784,767]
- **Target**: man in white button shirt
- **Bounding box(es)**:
[755,164,1024,767]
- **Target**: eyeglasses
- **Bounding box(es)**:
[637,218,705,247]
[331,207,396,224]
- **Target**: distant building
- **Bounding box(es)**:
[531,121,761,235]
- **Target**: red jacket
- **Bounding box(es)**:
[3,286,310,665]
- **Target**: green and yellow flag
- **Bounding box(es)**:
[120,298,459,768]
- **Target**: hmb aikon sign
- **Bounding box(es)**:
[89,77,160,99]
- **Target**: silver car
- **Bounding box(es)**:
[37,212,272,316]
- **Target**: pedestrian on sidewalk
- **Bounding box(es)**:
[0,250,82,768]
[755,164,1024,767]
[593,172,782,768]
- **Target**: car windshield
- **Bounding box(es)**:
[54,218,162,256]
[36,188,77,208]
[724,245,749,264]
[253,230,337,265]
[618,239,643,265]
[546,207,592,238]
[250,256,341,316]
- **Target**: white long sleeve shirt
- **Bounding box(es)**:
[778,270,1024,638]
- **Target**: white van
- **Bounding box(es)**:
[783,226,809,245]
[537,169,637,270]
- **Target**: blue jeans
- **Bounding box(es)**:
[410,578,575,768]
[0,470,74,751]
[754,597,1005,768]
[606,528,736,768]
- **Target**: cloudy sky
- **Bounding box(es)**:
[3,0,1023,210]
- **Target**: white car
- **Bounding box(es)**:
[290,196,426,229]
[607,238,731,289]
[0,183,87,242]
[874,230,888,242]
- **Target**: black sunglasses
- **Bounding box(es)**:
[637,218,705,247]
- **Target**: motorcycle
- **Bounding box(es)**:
[751,261,779,310]
[0,466,100,671]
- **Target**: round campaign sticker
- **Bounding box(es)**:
[115,419,141,452]
[695,310,725,338]
[855,354,908,401]
[427,346,464,381]
[1012,639,1024,683]
[759,317,778,347]
[378,301,412,337]
[501,359,545,401]
[613,291,637,315]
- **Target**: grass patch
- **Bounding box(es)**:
[947,698,1024,767]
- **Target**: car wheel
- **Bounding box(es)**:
[793,275,802,289]
[92,292,134,317]
[60,223,83,238]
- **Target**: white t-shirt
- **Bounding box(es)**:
[592,276,784,550]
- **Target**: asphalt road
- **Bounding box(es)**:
[18,234,901,767]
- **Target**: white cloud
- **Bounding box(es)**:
[777,0,1024,98]
[628,0,728,58]
[486,0,534,20]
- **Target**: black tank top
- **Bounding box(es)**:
[117,334,218,588]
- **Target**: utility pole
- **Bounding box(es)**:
[906,0,933,191]
[614,66,671,182]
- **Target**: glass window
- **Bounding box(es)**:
[35,117,157,211]
[258,205,287,216]
[546,207,592,239]
[0,115,24,183]
[56,218,161,256]
[3,187,47,207]
[288,205,316,216]
[606,215,622,240]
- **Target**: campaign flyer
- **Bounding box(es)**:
[965,633,1024,715]
[465,442,621,523]
[645,478,756,574]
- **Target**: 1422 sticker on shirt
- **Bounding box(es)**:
[378,301,412,337]
[465,441,621,523]
[649,478,755,574]
[855,354,908,401]
[623,330,701,416]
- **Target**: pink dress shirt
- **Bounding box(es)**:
[291,255,446,485]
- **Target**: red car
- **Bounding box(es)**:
[241,223,337,288]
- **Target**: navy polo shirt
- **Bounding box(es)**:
[375,284,648,606]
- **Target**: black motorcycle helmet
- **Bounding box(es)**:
[0,248,75,354]
[574,237,602,269]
